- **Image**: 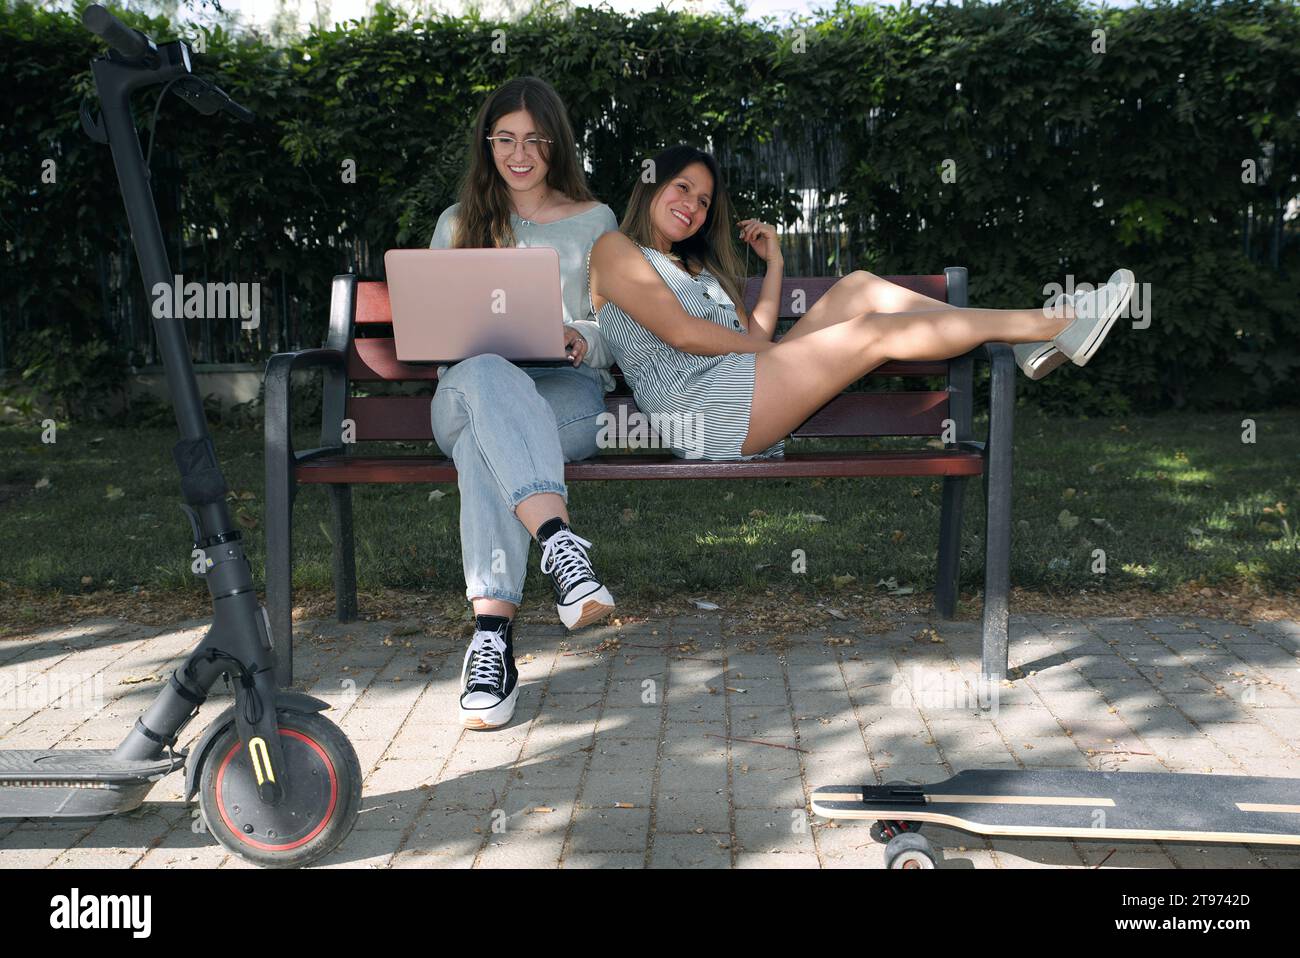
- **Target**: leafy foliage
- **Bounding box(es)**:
[1,0,1297,417]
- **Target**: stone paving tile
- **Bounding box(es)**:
[561,851,645,868]
[648,833,731,868]
[4,610,1300,869]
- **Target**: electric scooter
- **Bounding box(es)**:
[0,5,362,868]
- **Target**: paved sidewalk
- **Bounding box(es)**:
[2,611,1298,868]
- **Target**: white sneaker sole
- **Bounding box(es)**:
[558,585,615,630]
[460,685,520,730]
[1018,342,1069,380]
[1070,269,1135,367]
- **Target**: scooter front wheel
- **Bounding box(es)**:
[197,710,361,868]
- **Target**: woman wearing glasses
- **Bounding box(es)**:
[428,77,616,730]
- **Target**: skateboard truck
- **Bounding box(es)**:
[855,783,929,848]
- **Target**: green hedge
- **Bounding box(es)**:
[2,0,1297,417]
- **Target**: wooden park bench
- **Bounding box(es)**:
[264,267,1015,686]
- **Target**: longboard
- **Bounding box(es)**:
[811,769,1300,845]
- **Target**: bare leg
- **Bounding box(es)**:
[780,270,963,342]
[470,494,568,618]
[742,303,1072,455]
[514,492,568,536]
[472,597,518,617]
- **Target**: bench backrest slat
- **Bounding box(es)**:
[348,338,440,381]
[790,392,950,439]
[346,390,953,444]
[339,273,956,444]
[355,281,394,325]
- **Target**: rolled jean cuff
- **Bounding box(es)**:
[508,479,568,511]
[465,586,524,606]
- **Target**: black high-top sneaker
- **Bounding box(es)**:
[536,517,615,630]
[458,615,520,730]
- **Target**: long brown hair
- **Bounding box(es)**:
[451,77,595,249]
[619,145,747,307]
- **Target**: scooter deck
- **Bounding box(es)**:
[811,769,1300,845]
[0,749,182,819]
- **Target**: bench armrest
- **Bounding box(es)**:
[264,348,347,467]
[966,341,1015,457]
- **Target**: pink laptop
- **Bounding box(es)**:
[384,247,570,365]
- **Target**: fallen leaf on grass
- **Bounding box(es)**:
[875,576,914,596]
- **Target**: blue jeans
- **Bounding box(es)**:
[430,354,606,606]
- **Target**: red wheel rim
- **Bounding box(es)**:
[214,728,340,852]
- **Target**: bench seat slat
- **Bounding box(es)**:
[295,450,983,483]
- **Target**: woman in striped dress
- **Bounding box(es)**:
[588,145,1135,461]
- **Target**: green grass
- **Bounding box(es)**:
[0,407,1296,604]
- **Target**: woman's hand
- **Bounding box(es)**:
[563,325,589,365]
[737,219,782,264]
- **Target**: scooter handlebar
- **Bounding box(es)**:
[83,4,154,61]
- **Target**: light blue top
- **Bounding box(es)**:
[430,201,618,392]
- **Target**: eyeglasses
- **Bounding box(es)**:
[486,135,553,157]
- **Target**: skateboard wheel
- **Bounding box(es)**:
[885,832,937,869]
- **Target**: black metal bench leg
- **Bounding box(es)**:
[981,348,1015,681]
[935,475,967,619]
[981,482,1011,682]
[327,482,358,623]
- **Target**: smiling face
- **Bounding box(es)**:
[489,109,550,193]
[650,162,714,249]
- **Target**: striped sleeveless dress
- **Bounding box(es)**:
[589,244,784,462]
